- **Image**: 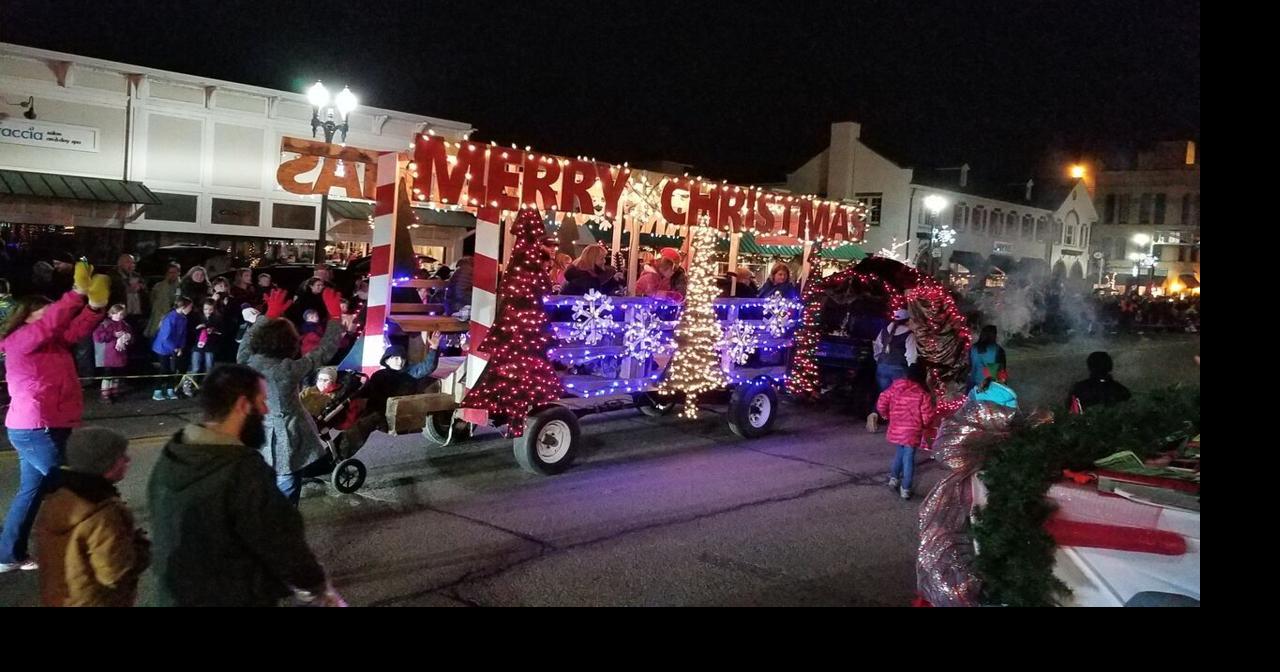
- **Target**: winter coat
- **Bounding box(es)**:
[969,380,1018,409]
[758,279,800,300]
[969,343,1008,387]
[356,347,440,418]
[299,324,324,356]
[635,270,672,297]
[192,312,225,353]
[1069,376,1132,411]
[93,318,133,369]
[145,278,180,337]
[0,291,101,429]
[238,316,342,474]
[34,472,149,607]
[563,264,621,296]
[150,310,188,356]
[876,378,938,449]
[445,263,474,314]
[147,423,327,607]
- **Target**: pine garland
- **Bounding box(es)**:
[972,385,1201,606]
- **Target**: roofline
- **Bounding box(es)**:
[0,41,473,132]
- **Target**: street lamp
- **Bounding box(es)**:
[1070,164,1086,180]
[923,195,950,277]
[1131,233,1157,294]
[307,81,358,262]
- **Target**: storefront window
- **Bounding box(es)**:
[272,203,316,231]
[212,198,260,226]
[146,192,198,223]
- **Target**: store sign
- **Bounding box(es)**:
[412,134,864,241]
[0,119,99,152]
[276,136,378,200]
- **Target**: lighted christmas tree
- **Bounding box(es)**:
[659,220,728,418]
[462,208,564,436]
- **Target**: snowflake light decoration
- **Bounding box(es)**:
[719,321,758,365]
[569,289,616,345]
[624,306,670,360]
[763,291,798,338]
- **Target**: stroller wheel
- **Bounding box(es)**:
[330,458,367,494]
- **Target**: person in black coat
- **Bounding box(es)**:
[1067,351,1132,412]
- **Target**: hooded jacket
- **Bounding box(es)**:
[146,423,326,606]
[34,472,149,607]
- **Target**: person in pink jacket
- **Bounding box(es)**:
[875,363,938,501]
[0,262,110,572]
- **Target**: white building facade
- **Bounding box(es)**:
[0,42,472,263]
[786,122,1097,285]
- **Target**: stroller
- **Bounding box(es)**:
[304,369,370,494]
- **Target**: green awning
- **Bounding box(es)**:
[0,169,160,205]
[325,199,476,228]
[818,243,868,261]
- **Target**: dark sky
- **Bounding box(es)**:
[2,0,1199,184]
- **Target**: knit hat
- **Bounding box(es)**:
[65,428,129,476]
[659,247,682,264]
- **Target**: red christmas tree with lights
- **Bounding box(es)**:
[462,209,564,436]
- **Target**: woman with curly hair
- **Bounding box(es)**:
[237,287,344,504]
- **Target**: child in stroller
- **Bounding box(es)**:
[301,367,370,493]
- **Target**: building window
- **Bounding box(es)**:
[1181,194,1191,226]
[1193,194,1200,227]
[972,206,986,234]
[1119,194,1131,224]
[953,203,968,232]
[1177,246,1187,262]
[145,192,198,223]
[1154,193,1167,226]
[991,209,1004,236]
[855,193,882,227]
[1064,224,1076,247]
[272,203,317,231]
[1190,247,1199,263]
[1021,214,1033,239]
[1105,195,1117,224]
[1006,211,1018,236]
[1036,216,1049,242]
[211,198,260,227]
[1139,193,1153,225]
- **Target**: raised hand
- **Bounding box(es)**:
[321,287,344,320]
[73,260,95,294]
[264,288,293,319]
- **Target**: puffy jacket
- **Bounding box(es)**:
[93,318,133,369]
[970,380,1018,409]
[0,291,101,429]
[876,378,938,449]
[34,472,149,607]
[150,310,187,356]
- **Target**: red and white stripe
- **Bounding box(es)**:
[465,205,501,393]
[360,151,401,373]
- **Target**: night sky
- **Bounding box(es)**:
[2,0,1199,184]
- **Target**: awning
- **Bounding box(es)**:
[325,199,476,229]
[0,169,160,205]
[818,243,867,261]
[1178,274,1200,288]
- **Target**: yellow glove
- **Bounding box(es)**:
[73,260,95,294]
[88,274,111,309]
